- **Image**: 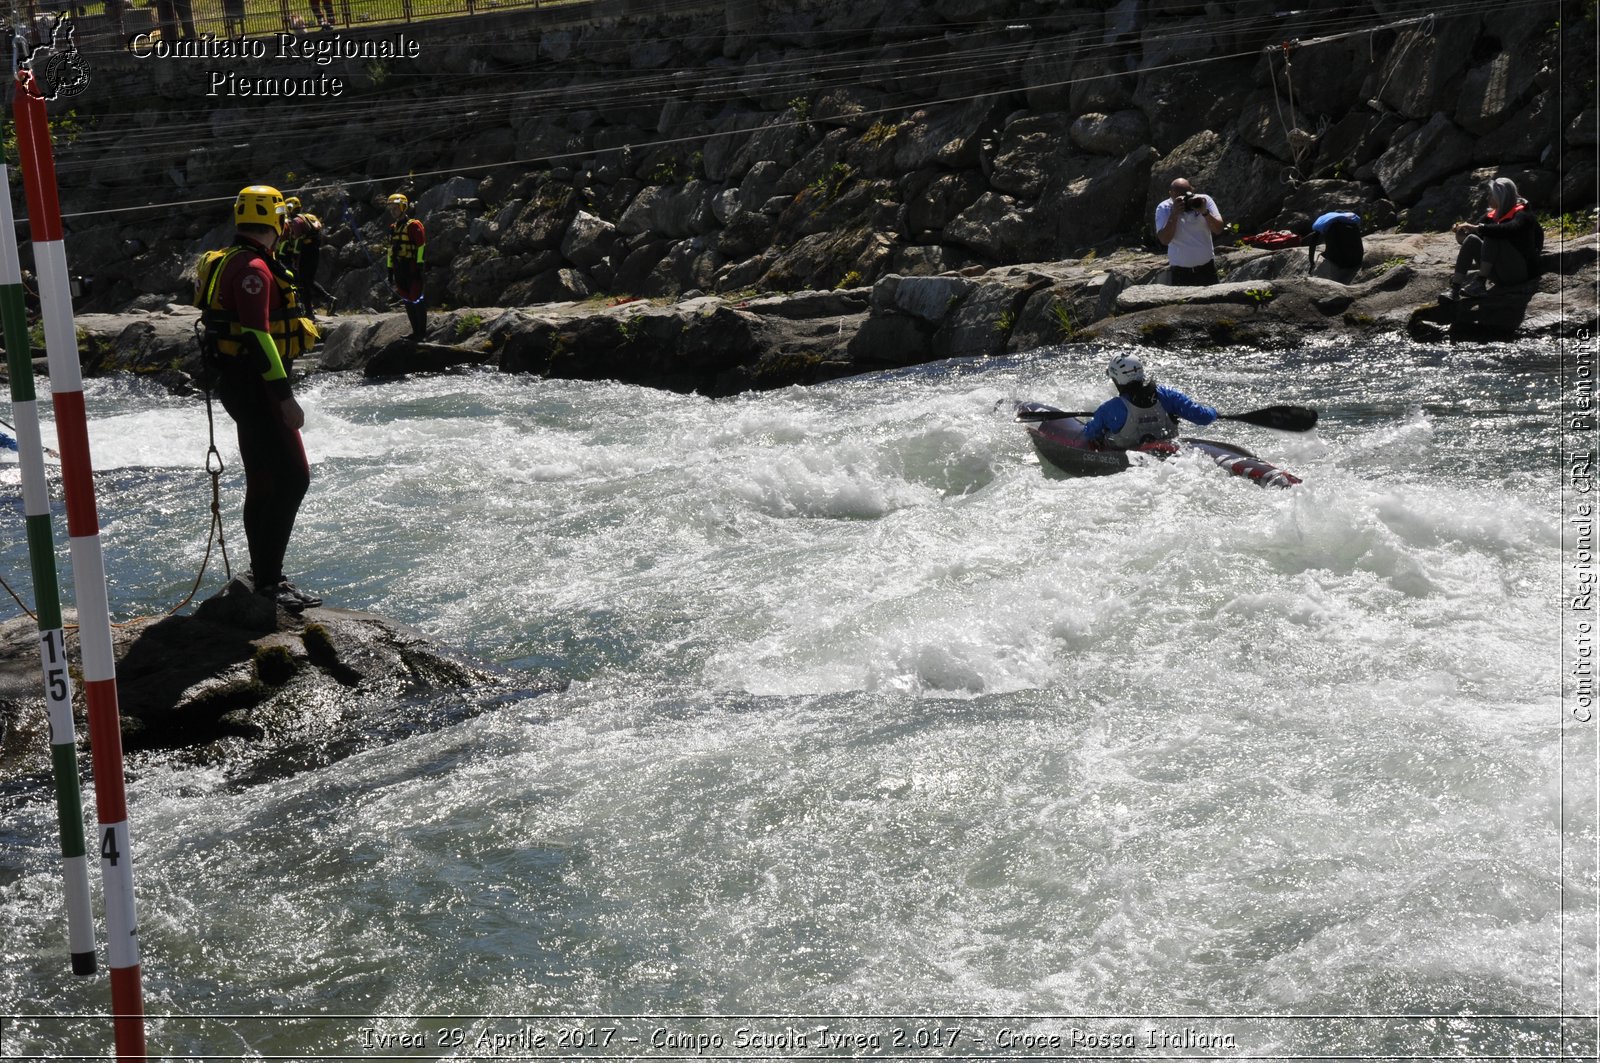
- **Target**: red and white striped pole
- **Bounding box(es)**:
[14,69,146,1060]
[1,160,97,978]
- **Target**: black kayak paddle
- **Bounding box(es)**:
[1016,404,1319,432]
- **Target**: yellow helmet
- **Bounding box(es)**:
[283,195,302,214]
[235,185,286,235]
[387,193,409,210]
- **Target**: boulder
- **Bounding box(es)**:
[989,113,1072,199]
[735,159,788,214]
[871,273,977,323]
[931,276,1047,360]
[416,176,480,217]
[1069,53,1137,115]
[1069,110,1150,157]
[1007,269,1126,352]
[890,97,1005,172]
[948,146,1155,261]
[1364,16,1482,121]
[1115,280,1287,314]
[1471,92,1564,165]
[813,86,887,130]
[739,289,869,319]
[905,171,985,236]
[1375,113,1478,205]
[365,338,492,378]
[1272,178,1378,232]
[1020,39,1079,112]
[757,226,894,293]
[1570,106,1599,148]
[617,181,716,239]
[888,243,984,276]
[0,583,558,773]
[702,110,773,183]
[726,116,811,184]
[1454,42,1546,135]
[561,210,622,270]
[1266,34,1371,117]
[845,312,935,368]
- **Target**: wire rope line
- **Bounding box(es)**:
[47,0,1536,159]
[28,0,1560,228]
[51,43,1279,224]
[57,0,1486,137]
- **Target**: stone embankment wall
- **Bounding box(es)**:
[43,0,1597,319]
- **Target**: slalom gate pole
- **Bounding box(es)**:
[0,159,96,977]
[14,69,146,1060]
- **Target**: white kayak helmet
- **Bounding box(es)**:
[1107,354,1148,386]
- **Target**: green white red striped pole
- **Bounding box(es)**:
[15,69,146,1060]
[0,159,96,978]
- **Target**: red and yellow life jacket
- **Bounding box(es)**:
[279,213,322,259]
[387,217,425,270]
[194,243,319,362]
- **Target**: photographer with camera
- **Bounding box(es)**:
[1154,178,1225,286]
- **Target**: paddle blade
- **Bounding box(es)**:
[1221,405,1319,432]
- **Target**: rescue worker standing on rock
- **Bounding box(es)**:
[385,193,428,341]
[279,196,325,313]
[196,184,322,612]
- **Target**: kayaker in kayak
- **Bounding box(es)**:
[1081,354,1219,448]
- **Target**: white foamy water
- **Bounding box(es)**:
[1,340,1591,1059]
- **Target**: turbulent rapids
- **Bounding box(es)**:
[0,339,1587,1060]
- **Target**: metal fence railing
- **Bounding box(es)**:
[39,0,575,51]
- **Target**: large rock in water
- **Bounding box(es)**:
[0,580,562,778]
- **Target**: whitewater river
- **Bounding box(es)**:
[1,339,1593,1060]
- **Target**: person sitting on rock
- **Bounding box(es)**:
[1155,177,1225,286]
[1082,354,1219,448]
[1450,177,1542,299]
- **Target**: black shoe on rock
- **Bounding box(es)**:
[280,581,323,609]
[255,579,322,611]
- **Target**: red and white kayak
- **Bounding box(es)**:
[1016,402,1302,489]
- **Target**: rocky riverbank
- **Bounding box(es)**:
[47,229,1599,401]
[41,0,1597,330]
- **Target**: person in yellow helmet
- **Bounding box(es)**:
[278,195,325,312]
[385,192,428,341]
[196,184,322,611]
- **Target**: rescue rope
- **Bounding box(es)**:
[1368,14,1434,112]
[0,569,33,615]
[1266,42,1309,185]
[1,369,232,630]
[150,383,235,623]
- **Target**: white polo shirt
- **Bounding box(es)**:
[1154,194,1219,268]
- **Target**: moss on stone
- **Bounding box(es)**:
[253,644,300,687]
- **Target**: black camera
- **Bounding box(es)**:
[1182,192,1207,212]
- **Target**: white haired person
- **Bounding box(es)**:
[1450,177,1542,298]
[1081,355,1219,449]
